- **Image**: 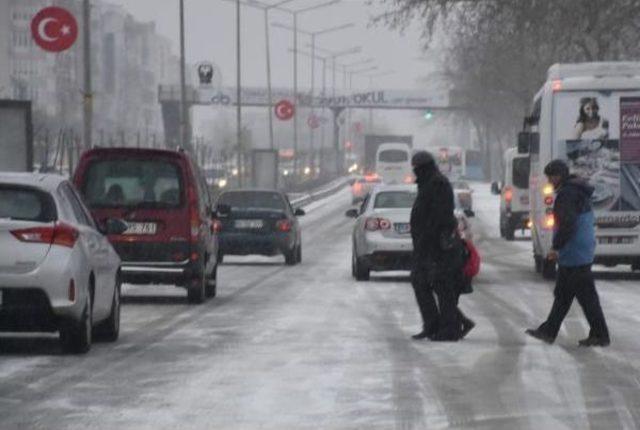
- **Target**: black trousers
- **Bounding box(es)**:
[538,264,609,340]
[411,268,460,338]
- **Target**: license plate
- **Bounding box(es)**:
[124,222,157,235]
[395,223,411,234]
[520,196,530,205]
[598,236,635,245]
[235,219,263,229]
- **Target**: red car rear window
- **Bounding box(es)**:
[81,158,184,209]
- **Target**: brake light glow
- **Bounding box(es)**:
[365,217,392,231]
[364,173,380,182]
[403,174,415,184]
[353,182,363,193]
[276,219,292,232]
[552,80,563,92]
[503,187,513,203]
[544,196,554,206]
[527,219,533,229]
[11,222,79,248]
[543,184,554,196]
[544,214,555,229]
[212,219,223,233]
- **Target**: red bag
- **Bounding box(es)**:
[463,239,481,279]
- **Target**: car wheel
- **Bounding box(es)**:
[504,224,515,241]
[60,294,92,354]
[285,246,297,265]
[187,266,206,304]
[534,255,543,273]
[206,263,218,298]
[352,252,370,281]
[542,258,556,280]
[94,275,121,342]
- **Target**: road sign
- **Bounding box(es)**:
[275,100,295,121]
[307,114,320,129]
[31,7,78,53]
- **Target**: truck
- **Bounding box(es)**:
[520,62,640,277]
[362,134,413,176]
[0,100,33,172]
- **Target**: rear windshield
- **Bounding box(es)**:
[378,150,409,163]
[512,157,530,189]
[0,185,56,222]
[82,159,183,209]
[374,191,417,209]
[218,191,286,211]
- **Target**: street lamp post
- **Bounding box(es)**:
[274,21,354,174]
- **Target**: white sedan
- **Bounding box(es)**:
[346,184,474,280]
[0,173,126,353]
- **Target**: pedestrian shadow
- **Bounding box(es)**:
[0,335,63,356]
[121,295,189,305]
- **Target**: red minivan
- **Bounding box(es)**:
[73,148,219,304]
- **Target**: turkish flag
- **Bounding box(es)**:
[31,7,78,53]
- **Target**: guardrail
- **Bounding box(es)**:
[288,176,351,208]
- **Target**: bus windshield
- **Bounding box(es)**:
[553,91,640,211]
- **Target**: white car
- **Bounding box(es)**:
[0,173,126,353]
[346,184,475,280]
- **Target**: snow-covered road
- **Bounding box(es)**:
[1,184,640,429]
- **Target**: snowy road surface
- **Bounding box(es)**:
[2,184,640,429]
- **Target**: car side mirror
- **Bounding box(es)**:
[464,209,475,218]
[491,181,501,195]
[345,209,359,218]
[104,218,128,235]
[294,208,306,216]
[216,204,231,217]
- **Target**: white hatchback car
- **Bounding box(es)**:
[0,173,125,353]
[347,184,474,280]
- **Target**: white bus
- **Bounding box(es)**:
[375,143,413,184]
[521,62,640,278]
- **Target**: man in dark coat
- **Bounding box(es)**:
[410,151,473,341]
[526,159,610,346]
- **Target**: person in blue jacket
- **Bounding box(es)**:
[526,159,610,347]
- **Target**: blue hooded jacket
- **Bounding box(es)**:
[552,176,596,267]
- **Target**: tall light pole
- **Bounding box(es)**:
[272,0,341,176]
[274,21,353,172]
[82,0,92,149]
[227,0,299,151]
[313,45,362,97]
[179,0,189,151]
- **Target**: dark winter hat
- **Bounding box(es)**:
[411,151,435,168]
[544,159,570,179]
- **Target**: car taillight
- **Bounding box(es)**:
[276,219,292,232]
[353,182,362,193]
[11,222,79,248]
[187,184,200,242]
[403,174,415,184]
[503,187,513,203]
[365,217,391,231]
[212,219,223,233]
[544,196,554,206]
[544,214,555,229]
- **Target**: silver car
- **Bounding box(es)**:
[0,173,125,353]
[346,184,474,280]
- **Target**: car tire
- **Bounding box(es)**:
[60,294,92,354]
[504,225,515,241]
[542,258,557,280]
[631,261,640,272]
[94,276,121,342]
[296,244,302,263]
[206,263,218,298]
[285,246,297,266]
[187,267,206,304]
[352,252,370,281]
